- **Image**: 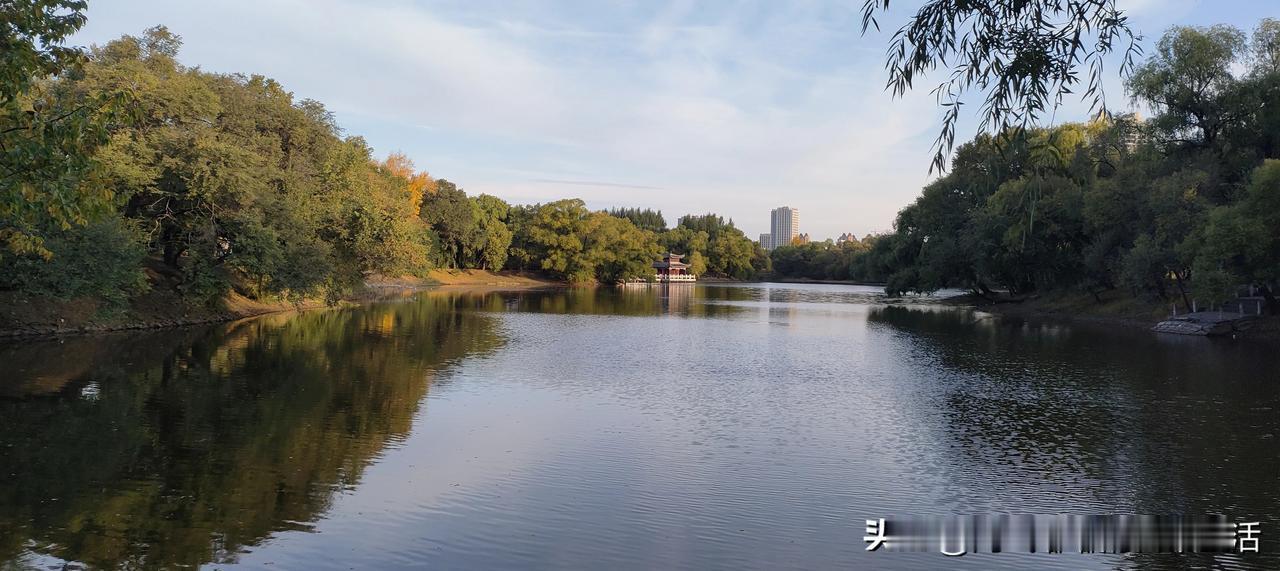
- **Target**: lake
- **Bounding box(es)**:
[1,283,1277,570]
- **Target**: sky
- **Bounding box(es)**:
[73,1,1277,241]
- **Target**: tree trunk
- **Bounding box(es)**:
[162,234,183,268]
[1261,284,1278,316]
[1172,270,1192,313]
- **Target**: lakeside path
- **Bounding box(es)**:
[0,270,559,341]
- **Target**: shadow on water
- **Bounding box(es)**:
[0,295,504,569]
[867,305,1280,566]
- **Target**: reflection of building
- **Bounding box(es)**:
[653,252,696,282]
[768,206,798,250]
[759,233,773,250]
[659,277,693,314]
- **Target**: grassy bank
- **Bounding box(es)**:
[0,270,559,340]
[963,289,1168,328]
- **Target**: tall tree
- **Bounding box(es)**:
[468,194,513,270]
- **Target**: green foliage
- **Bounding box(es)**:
[469,194,513,270]
[1128,24,1247,149]
[7,17,1277,316]
[771,239,873,282]
[658,226,709,261]
[685,250,708,276]
[671,213,760,279]
[14,27,437,304]
[0,216,148,305]
[419,179,474,268]
[1,0,128,259]
[838,20,1280,314]
[1193,160,1280,311]
[860,0,1140,172]
[518,199,659,282]
[607,207,666,232]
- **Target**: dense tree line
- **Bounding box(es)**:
[0,21,770,307]
[606,207,666,233]
[660,214,767,280]
[768,237,876,282]
[3,25,438,303]
[773,20,1280,314]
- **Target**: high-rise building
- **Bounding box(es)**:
[758,233,773,250]
[768,206,798,250]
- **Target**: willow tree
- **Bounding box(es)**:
[860,0,1141,172]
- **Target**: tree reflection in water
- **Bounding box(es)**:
[0,294,504,569]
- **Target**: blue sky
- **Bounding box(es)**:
[74,1,1278,240]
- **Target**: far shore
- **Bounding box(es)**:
[764,277,887,287]
[7,276,1274,342]
[0,270,560,341]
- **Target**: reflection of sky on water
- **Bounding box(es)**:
[1,284,1275,570]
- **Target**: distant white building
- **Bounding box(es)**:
[759,233,773,250]
[768,206,798,250]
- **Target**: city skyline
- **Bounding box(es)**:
[763,206,800,250]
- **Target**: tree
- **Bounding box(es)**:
[0,217,148,305]
[860,0,1141,172]
[468,194,513,270]
[382,152,434,211]
[526,199,593,281]
[685,250,708,276]
[1,0,124,259]
[521,199,658,282]
[419,179,475,268]
[673,214,758,279]
[1194,160,1280,313]
[607,207,666,232]
[31,27,435,303]
[658,226,708,259]
[1128,24,1248,151]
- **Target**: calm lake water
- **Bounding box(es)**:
[1,283,1277,570]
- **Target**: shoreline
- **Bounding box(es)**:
[0,270,560,341]
[766,277,887,287]
[947,293,1160,331]
[945,292,1280,340]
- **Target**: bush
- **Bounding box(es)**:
[0,217,149,305]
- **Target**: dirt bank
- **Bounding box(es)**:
[420,269,559,287]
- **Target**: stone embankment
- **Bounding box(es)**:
[1152,311,1257,336]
